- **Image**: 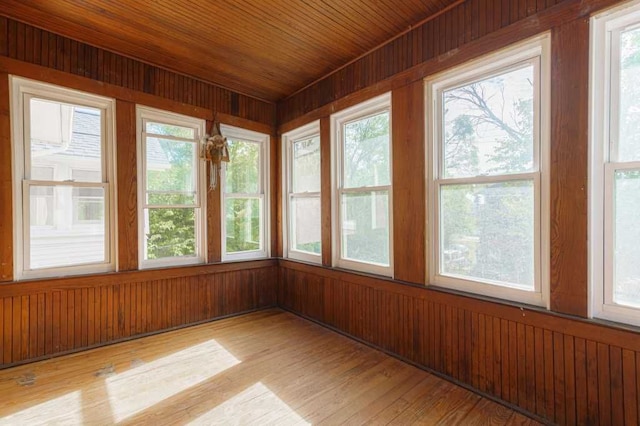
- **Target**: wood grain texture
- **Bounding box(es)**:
[320,117,332,267]
[392,81,425,284]
[0,72,11,282]
[0,19,275,125]
[0,263,277,367]
[549,18,589,317]
[0,0,460,100]
[115,100,138,271]
[0,310,537,424]
[206,120,222,263]
[279,261,640,425]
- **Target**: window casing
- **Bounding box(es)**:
[426,35,550,307]
[591,1,640,326]
[11,77,116,279]
[136,106,206,269]
[331,93,393,277]
[221,125,270,261]
[283,121,322,263]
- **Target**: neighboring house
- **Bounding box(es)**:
[29,102,169,269]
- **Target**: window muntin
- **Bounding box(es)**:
[137,107,206,268]
[221,125,269,261]
[331,94,393,277]
[11,77,116,279]
[283,122,322,263]
[427,35,550,307]
[592,3,640,325]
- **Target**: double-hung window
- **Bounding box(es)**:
[221,125,269,261]
[11,77,116,279]
[426,35,550,307]
[283,121,322,263]
[137,106,206,268]
[591,2,640,325]
[331,94,393,277]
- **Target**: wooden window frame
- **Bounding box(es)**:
[10,76,117,280]
[282,120,322,264]
[425,34,551,308]
[220,124,270,262]
[330,93,394,278]
[136,106,207,269]
[591,0,640,326]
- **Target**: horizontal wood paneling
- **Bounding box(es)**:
[279,261,640,425]
[0,263,277,367]
[0,17,275,125]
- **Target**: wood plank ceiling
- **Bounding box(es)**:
[0,0,459,101]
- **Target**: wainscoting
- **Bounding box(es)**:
[279,260,640,426]
[0,261,277,367]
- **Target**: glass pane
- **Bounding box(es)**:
[292,136,321,193]
[440,180,534,289]
[29,185,105,269]
[613,170,640,307]
[147,193,196,206]
[618,28,640,161]
[343,112,390,188]
[30,99,102,180]
[146,138,196,193]
[144,208,196,260]
[291,196,321,255]
[341,191,389,266]
[225,198,261,253]
[443,65,535,178]
[225,140,260,194]
[145,122,195,139]
[71,169,101,183]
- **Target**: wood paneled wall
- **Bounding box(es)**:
[279,261,640,426]
[1,262,277,367]
[0,18,279,368]
[0,17,275,125]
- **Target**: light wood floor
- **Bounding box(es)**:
[0,309,540,425]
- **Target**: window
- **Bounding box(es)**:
[220,125,269,261]
[591,1,640,325]
[331,94,393,276]
[137,106,206,268]
[426,35,550,307]
[11,77,116,279]
[282,121,322,263]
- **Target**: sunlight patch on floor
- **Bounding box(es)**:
[0,391,83,425]
[188,382,309,425]
[106,339,240,422]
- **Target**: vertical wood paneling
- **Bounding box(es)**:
[0,265,277,368]
[0,72,12,282]
[549,18,589,317]
[391,82,425,284]
[116,100,138,271]
[320,117,332,267]
[279,261,640,425]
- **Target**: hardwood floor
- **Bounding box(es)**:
[0,309,539,425]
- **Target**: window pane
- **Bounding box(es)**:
[146,137,196,193]
[29,185,105,269]
[443,65,535,178]
[341,191,389,266]
[292,136,321,193]
[225,140,260,194]
[145,122,195,139]
[291,196,321,255]
[145,208,196,260]
[613,170,640,307]
[147,193,196,206]
[618,28,640,162]
[343,112,390,188]
[30,99,102,181]
[440,181,534,289]
[225,198,261,253]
